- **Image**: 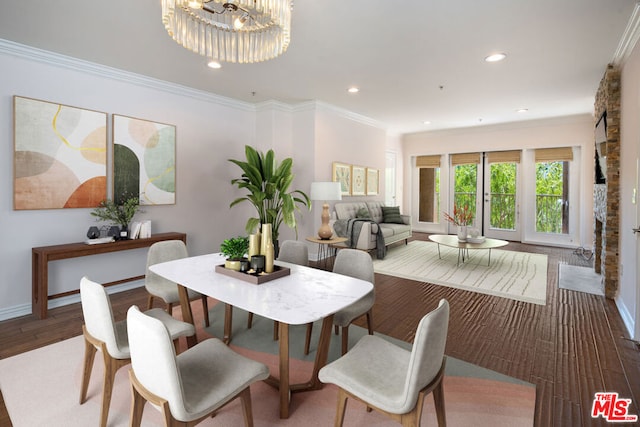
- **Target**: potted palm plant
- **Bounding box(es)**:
[229,145,311,250]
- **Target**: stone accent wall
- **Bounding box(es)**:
[593,64,621,298]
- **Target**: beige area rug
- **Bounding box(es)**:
[374,240,548,305]
[558,263,604,296]
[0,305,536,426]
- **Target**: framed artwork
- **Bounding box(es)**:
[366,168,379,195]
[332,162,352,196]
[113,114,176,205]
[351,165,366,196]
[13,96,107,210]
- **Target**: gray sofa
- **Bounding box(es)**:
[333,201,411,254]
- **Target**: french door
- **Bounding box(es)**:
[449,151,521,241]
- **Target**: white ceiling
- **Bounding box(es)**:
[0,0,637,134]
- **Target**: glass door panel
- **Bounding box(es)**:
[483,161,521,240]
[449,163,480,233]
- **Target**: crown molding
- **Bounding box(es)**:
[0,38,389,130]
[612,3,640,66]
[0,38,255,112]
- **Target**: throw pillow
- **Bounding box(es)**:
[356,207,371,219]
[382,206,404,224]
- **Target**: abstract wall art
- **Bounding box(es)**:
[112,114,176,205]
[13,96,107,210]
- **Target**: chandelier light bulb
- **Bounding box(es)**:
[186,0,203,9]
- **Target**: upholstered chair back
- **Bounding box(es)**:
[277,240,309,266]
[333,249,374,284]
[403,298,449,412]
[80,276,128,358]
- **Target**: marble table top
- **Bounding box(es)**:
[149,252,373,326]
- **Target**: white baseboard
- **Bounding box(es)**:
[0,280,145,322]
[615,294,636,339]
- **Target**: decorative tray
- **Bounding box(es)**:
[467,236,486,244]
[214,264,290,284]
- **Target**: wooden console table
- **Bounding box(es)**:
[32,232,186,319]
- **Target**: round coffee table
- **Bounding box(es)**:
[428,234,508,266]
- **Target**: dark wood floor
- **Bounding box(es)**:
[1,233,639,426]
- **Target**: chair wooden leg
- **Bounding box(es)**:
[201,295,210,327]
[79,333,97,404]
[129,371,146,427]
[247,312,254,329]
[334,325,339,335]
[238,387,255,427]
[341,326,349,355]
[146,294,154,310]
[335,388,349,427]
[366,310,374,335]
[304,322,313,355]
[432,376,446,427]
[99,352,116,427]
[273,321,279,341]
[167,302,173,315]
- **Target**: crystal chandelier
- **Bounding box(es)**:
[161,0,292,63]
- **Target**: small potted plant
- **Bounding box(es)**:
[220,236,249,271]
[90,195,141,239]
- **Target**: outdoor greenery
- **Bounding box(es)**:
[229,145,311,242]
[90,195,140,229]
[450,161,565,234]
[535,161,566,233]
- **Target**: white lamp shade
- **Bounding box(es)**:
[310,182,342,201]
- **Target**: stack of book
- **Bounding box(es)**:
[129,220,152,239]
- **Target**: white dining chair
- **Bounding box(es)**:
[79,276,195,427]
[307,248,375,355]
[127,305,270,426]
[319,299,450,427]
[145,240,210,327]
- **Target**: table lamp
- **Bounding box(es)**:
[310,182,342,239]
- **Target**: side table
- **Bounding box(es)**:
[306,236,347,270]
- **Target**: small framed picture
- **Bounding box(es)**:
[351,165,366,196]
[332,162,352,196]
[366,168,379,195]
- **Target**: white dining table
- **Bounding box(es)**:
[149,252,373,419]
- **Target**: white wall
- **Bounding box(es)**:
[0,42,262,318]
[619,39,640,340]
[0,41,392,319]
[401,115,595,248]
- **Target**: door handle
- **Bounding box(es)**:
[633,227,640,234]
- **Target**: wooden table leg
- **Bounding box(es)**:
[176,284,198,348]
[293,314,334,391]
[278,321,290,419]
[265,315,335,419]
[223,304,233,345]
[32,251,47,319]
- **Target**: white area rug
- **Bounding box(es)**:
[558,263,604,296]
[374,241,548,305]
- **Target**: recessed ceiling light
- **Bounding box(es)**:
[516,108,529,113]
[207,60,222,69]
[347,86,359,93]
[423,120,431,125]
[484,53,507,63]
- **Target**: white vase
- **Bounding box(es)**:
[457,225,468,242]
